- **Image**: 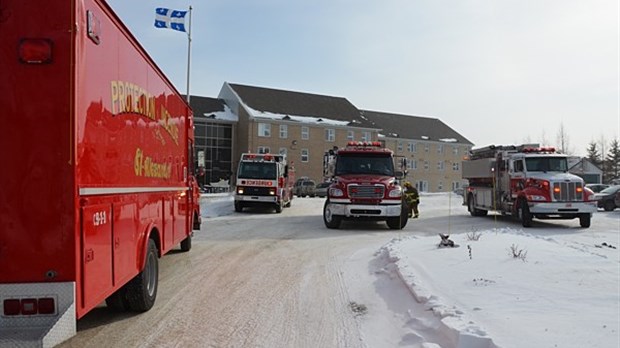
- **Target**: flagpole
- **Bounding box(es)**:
[185,6,193,103]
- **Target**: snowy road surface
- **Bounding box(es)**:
[59,193,619,348]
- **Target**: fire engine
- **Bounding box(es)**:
[462,144,597,227]
[0,1,201,346]
[234,153,295,213]
[322,141,408,229]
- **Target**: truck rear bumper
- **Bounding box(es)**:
[235,195,278,203]
[327,202,402,218]
[529,201,597,214]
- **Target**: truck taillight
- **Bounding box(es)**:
[19,38,53,64]
[278,177,285,187]
[3,297,55,316]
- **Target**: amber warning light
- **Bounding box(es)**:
[19,38,53,64]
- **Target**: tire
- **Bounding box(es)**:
[579,214,591,228]
[125,239,159,312]
[234,201,243,212]
[105,287,130,312]
[275,201,283,213]
[192,212,201,231]
[180,233,192,252]
[519,200,533,228]
[323,200,342,229]
[604,200,615,211]
[468,194,488,217]
[386,204,408,229]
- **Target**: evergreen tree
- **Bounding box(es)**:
[604,139,620,183]
[586,142,602,168]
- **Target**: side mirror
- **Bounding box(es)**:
[394,170,405,179]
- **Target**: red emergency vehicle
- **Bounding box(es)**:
[0,1,201,346]
[322,141,409,229]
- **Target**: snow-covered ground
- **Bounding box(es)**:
[201,193,620,348]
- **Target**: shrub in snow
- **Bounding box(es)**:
[509,244,528,262]
[466,231,482,241]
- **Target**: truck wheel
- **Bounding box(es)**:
[105,287,130,312]
[519,200,533,228]
[192,211,201,230]
[275,201,283,213]
[604,200,615,211]
[125,239,159,312]
[468,194,488,217]
[234,201,243,212]
[579,214,591,228]
[323,200,342,229]
[180,233,192,252]
[387,203,409,229]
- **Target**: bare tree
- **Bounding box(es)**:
[556,122,573,154]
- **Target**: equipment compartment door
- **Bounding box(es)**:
[81,204,113,310]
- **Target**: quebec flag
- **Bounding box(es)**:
[154,8,187,32]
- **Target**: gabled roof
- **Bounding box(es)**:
[361,110,473,145]
[227,83,378,129]
[188,95,238,122]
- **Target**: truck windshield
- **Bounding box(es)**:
[524,157,568,172]
[238,162,277,179]
[335,154,394,175]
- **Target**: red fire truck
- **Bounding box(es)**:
[462,144,597,227]
[0,1,201,346]
[322,141,409,229]
[234,153,295,213]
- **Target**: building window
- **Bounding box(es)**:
[361,131,371,142]
[438,181,443,191]
[397,142,403,152]
[417,181,428,192]
[347,130,355,141]
[424,144,429,153]
[424,160,429,171]
[279,147,287,156]
[437,161,445,171]
[258,123,271,137]
[408,142,416,153]
[452,146,459,155]
[452,162,460,171]
[410,159,417,170]
[301,126,309,140]
[279,124,288,139]
[301,149,309,162]
[452,181,460,191]
[437,144,443,154]
[325,128,335,142]
[258,146,270,154]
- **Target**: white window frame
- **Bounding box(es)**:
[424,144,429,153]
[424,160,429,171]
[347,130,355,141]
[452,181,460,191]
[301,149,309,162]
[361,131,371,142]
[452,146,459,155]
[397,142,403,152]
[452,162,460,171]
[437,161,445,171]
[325,128,335,142]
[408,142,416,153]
[301,126,309,140]
[438,181,443,191]
[257,146,270,154]
[258,123,271,137]
[437,144,443,154]
[279,147,287,156]
[279,124,288,139]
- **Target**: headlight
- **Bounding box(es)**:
[330,188,344,197]
[388,186,402,198]
[269,189,276,195]
[237,187,244,194]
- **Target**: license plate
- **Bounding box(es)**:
[565,203,572,207]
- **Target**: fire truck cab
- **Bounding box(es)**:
[322,142,408,229]
[234,153,295,213]
[462,144,597,227]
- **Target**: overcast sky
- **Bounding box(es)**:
[106,0,619,156]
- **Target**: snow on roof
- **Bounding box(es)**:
[421,135,429,140]
[247,106,350,126]
[439,138,458,143]
[203,103,238,122]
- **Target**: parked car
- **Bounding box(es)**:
[315,182,331,198]
[294,179,316,197]
[615,190,620,209]
[585,183,610,193]
[592,185,620,211]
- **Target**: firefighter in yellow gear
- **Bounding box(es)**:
[403,181,419,218]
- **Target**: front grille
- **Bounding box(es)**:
[552,182,583,202]
[240,186,272,195]
[348,184,384,199]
